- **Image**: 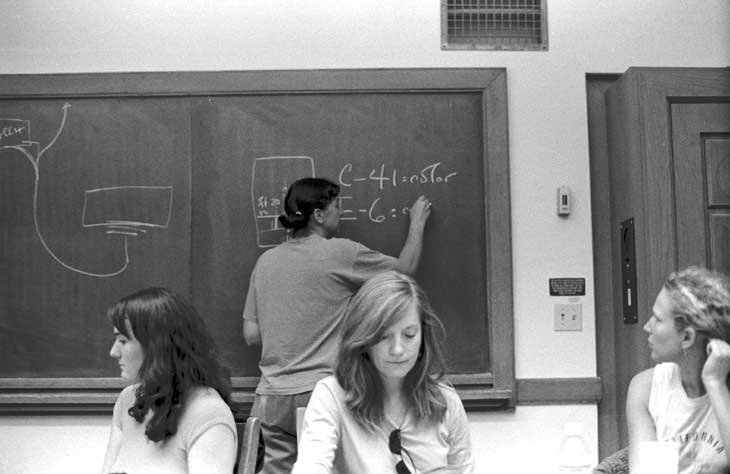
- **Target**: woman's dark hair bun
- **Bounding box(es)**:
[278,213,308,230]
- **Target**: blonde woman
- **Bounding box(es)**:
[293,271,473,474]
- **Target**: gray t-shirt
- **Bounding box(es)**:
[243,234,396,395]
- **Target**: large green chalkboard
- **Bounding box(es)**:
[0,69,513,412]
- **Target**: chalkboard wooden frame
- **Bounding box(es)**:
[0,68,513,414]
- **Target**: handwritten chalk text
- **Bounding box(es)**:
[339,162,457,190]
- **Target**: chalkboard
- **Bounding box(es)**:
[0,69,514,412]
[1,98,191,378]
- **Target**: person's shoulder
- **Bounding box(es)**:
[112,383,139,418]
[323,237,359,249]
[255,245,283,263]
[315,374,341,391]
[630,367,655,384]
[314,237,363,262]
[436,381,465,412]
[437,381,459,399]
[189,386,228,405]
[328,237,383,260]
[628,367,655,401]
[178,387,235,444]
[185,387,233,418]
[313,375,346,399]
[309,376,349,417]
[118,383,138,402]
[252,243,300,272]
[434,381,469,430]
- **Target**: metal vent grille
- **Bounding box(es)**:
[442,0,548,50]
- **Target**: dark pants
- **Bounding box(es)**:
[251,391,312,474]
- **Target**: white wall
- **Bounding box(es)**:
[1,1,728,473]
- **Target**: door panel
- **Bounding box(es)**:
[671,103,730,273]
[710,213,730,272]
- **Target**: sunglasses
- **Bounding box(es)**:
[389,428,415,474]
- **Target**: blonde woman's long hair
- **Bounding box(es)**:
[335,271,448,429]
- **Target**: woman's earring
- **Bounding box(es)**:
[682,347,688,358]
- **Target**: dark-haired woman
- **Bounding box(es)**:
[292,270,473,474]
[243,177,431,474]
[101,287,237,474]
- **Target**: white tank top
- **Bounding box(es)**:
[649,363,729,474]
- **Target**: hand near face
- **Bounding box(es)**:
[702,338,730,388]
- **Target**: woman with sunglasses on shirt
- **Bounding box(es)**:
[292,271,473,474]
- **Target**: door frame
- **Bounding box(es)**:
[586,72,622,458]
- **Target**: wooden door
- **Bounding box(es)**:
[601,68,730,451]
[671,102,730,273]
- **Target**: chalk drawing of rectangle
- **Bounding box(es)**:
[82,186,173,229]
[0,119,31,147]
[251,156,315,248]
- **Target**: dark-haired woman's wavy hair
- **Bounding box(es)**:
[108,287,232,443]
[335,271,448,430]
[278,177,340,234]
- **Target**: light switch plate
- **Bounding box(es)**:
[554,303,582,331]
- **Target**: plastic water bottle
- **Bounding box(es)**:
[557,422,592,473]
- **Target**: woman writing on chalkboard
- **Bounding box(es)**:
[101,287,237,474]
[292,270,473,474]
[243,177,431,474]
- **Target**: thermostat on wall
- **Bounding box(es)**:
[557,186,571,216]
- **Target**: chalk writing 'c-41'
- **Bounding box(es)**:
[338,162,457,190]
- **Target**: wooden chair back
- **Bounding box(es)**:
[296,406,306,445]
[235,416,262,474]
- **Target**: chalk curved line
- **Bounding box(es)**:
[38,102,70,160]
[30,103,130,277]
[3,140,129,276]
[7,105,180,277]
[2,144,39,174]
[32,174,130,277]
